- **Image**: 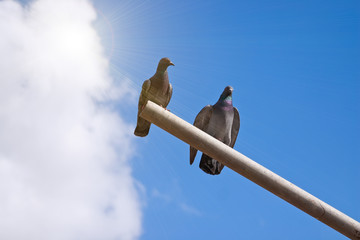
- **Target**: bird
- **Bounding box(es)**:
[190,86,240,175]
[134,57,174,137]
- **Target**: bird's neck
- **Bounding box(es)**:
[216,95,233,109]
[156,65,168,73]
[155,70,168,80]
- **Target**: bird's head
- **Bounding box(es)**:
[217,86,234,106]
[220,86,233,99]
[157,57,175,72]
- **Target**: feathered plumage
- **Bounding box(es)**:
[134,58,174,137]
[190,86,240,175]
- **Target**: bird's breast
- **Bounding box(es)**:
[147,81,169,106]
[206,108,233,144]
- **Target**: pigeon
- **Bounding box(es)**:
[134,57,174,137]
[190,86,240,175]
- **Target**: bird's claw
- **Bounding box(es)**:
[160,105,171,112]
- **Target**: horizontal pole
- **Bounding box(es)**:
[140,100,360,240]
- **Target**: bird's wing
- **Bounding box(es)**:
[142,79,151,91]
[138,79,151,107]
[164,83,173,108]
[190,105,213,165]
[230,107,240,148]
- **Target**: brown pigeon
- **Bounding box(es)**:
[134,58,174,137]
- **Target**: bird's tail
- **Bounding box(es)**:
[134,116,151,137]
[199,154,224,175]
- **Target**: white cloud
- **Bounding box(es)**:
[0,0,141,239]
[179,203,202,217]
[151,188,201,217]
[151,188,172,203]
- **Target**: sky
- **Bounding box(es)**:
[0,0,359,239]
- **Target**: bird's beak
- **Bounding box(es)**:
[169,62,175,66]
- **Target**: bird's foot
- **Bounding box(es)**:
[160,105,171,112]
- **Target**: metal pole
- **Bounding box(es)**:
[140,100,360,240]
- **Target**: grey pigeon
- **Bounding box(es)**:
[134,57,174,137]
[190,86,240,175]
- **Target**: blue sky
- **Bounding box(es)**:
[1,0,358,239]
[94,0,359,239]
